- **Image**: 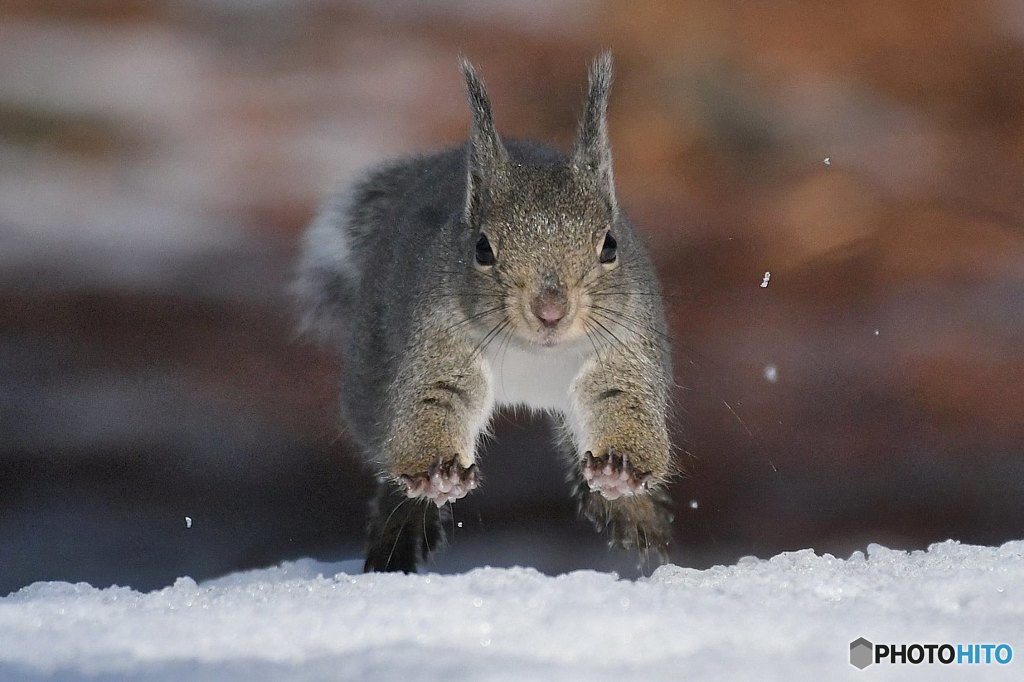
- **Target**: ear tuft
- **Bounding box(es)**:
[573,51,618,213]
[460,55,507,224]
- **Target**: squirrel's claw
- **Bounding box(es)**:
[400,459,479,507]
[582,448,652,500]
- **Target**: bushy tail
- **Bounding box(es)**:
[292,191,360,341]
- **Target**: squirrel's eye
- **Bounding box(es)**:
[599,232,617,264]
[475,233,496,266]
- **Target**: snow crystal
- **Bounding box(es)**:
[764,364,779,383]
[760,271,771,288]
[184,516,192,529]
[1,541,1021,680]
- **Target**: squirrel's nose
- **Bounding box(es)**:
[531,293,567,328]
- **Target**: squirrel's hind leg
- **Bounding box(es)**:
[363,479,447,573]
[570,466,674,564]
[554,420,674,565]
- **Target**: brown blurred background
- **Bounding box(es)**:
[2,0,1023,593]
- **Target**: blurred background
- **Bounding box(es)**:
[2,0,1023,594]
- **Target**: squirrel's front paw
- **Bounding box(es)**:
[582,448,655,500]
[398,456,479,507]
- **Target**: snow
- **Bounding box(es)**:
[1,541,1021,681]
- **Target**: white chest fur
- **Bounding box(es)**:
[483,340,590,413]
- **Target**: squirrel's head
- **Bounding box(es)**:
[458,53,630,349]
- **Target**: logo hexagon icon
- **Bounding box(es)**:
[850,637,874,669]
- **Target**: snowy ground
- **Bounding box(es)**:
[1,540,1020,681]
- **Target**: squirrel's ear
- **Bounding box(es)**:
[573,51,618,214]
[460,56,507,224]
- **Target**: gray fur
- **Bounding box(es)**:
[295,55,675,571]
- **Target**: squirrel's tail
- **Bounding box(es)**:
[292,189,360,340]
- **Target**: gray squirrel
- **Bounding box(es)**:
[295,53,675,572]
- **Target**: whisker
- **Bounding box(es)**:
[418,291,505,300]
[587,312,672,357]
[438,305,506,334]
[498,317,516,374]
[423,501,435,558]
[586,315,632,357]
[574,258,601,289]
[589,290,687,299]
[581,318,613,386]
[469,317,512,361]
[588,304,675,345]
[382,496,412,569]
[586,312,651,370]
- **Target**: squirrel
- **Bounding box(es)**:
[295,53,675,573]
